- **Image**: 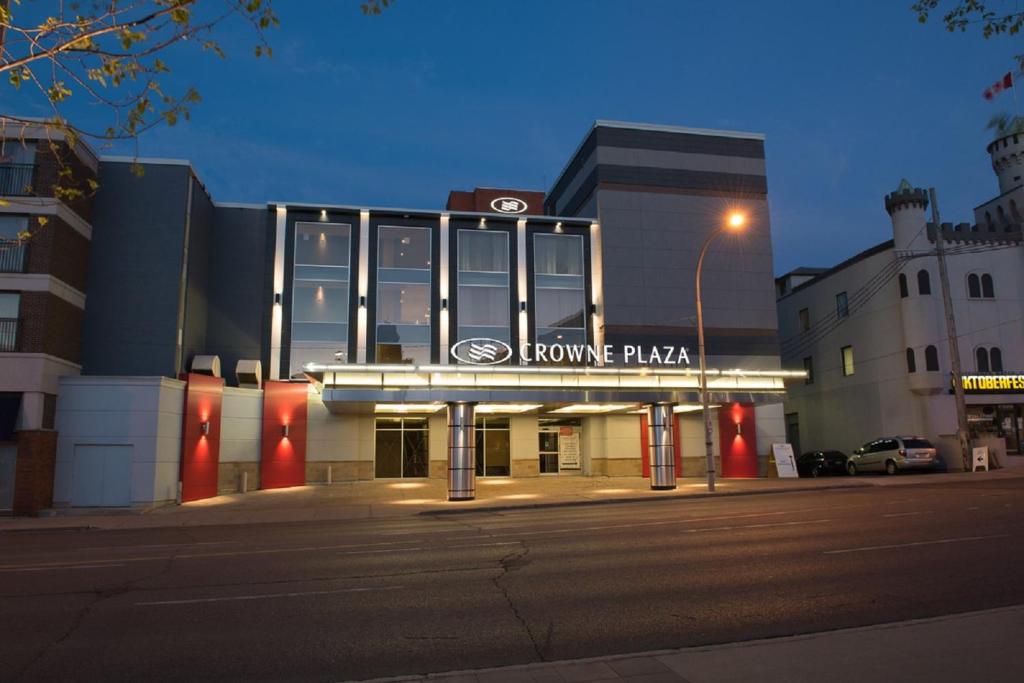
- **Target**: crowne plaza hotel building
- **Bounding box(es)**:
[0,119,799,513]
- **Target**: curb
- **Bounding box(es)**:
[418,481,873,516]
[351,603,1024,682]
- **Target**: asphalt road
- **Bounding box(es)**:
[1,477,1023,682]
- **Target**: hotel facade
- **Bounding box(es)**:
[0,120,796,513]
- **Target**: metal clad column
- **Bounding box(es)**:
[447,402,476,501]
[647,403,677,490]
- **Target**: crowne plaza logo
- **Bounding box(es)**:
[450,338,514,365]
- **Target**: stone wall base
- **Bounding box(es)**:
[590,458,642,477]
[306,461,373,484]
[217,462,260,494]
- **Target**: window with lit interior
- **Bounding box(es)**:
[457,229,510,351]
[290,222,351,371]
[376,225,432,364]
[533,233,586,360]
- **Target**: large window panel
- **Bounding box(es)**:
[533,233,586,365]
[291,222,351,368]
[457,229,510,349]
[376,225,432,364]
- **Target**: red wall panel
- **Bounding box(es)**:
[180,373,224,502]
[719,403,759,478]
[260,381,308,489]
[639,414,682,478]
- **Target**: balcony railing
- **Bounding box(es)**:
[0,318,19,352]
[0,163,33,196]
[0,239,28,273]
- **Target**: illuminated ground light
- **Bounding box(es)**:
[499,493,539,500]
[387,482,427,490]
[479,479,513,486]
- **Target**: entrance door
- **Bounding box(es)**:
[538,418,582,474]
[375,417,429,478]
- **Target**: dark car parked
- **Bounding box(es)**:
[796,450,849,477]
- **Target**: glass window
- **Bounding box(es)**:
[375,417,429,478]
[457,230,510,348]
[841,345,854,376]
[290,222,351,369]
[475,417,510,476]
[377,226,432,364]
[981,273,995,298]
[798,308,810,331]
[803,356,814,384]
[0,140,35,165]
[898,274,908,298]
[0,215,28,240]
[991,347,1003,372]
[906,348,916,373]
[378,226,431,269]
[534,234,586,365]
[917,269,931,296]
[977,347,990,373]
[0,293,18,352]
[968,273,981,298]
[836,292,849,318]
[925,345,939,372]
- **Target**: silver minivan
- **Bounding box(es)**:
[847,436,940,475]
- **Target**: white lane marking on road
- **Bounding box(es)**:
[3,563,126,572]
[79,541,239,551]
[340,547,423,555]
[823,534,1009,555]
[135,585,404,606]
[967,506,980,511]
[883,511,934,518]
[682,519,831,533]
[337,541,522,556]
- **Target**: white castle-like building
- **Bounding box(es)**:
[776,130,1024,468]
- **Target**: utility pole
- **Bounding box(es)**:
[929,188,972,471]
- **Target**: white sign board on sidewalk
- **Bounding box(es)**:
[972,446,989,472]
[772,443,799,478]
[558,433,581,470]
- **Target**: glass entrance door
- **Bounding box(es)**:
[538,418,582,474]
[375,417,429,478]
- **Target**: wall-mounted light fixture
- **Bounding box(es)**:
[519,301,527,313]
[478,218,487,228]
[590,303,598,315]
[274,292,282,305]
[554,222,563,233]
[320,209,327,219]
[359,295,367,308]
[282,424,290,438]
[735,422,742,436]
[441,298,448,311]
[200,421,210,436]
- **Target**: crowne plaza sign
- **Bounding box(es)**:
[449,338,691,366]
[960,374,1024,393]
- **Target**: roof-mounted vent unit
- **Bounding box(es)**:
[236,359,263,390]
[191,355,221,378]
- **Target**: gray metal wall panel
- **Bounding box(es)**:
[182,178,214,372]
[82,162,189,376]
[205,206,272,380]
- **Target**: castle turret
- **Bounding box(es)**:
[884,179,929,252]
[987,131,1024,194]
[885,179,944,395]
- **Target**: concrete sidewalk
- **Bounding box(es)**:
[359,604,1024,682]
[2,468,1023,532]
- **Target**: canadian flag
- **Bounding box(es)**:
[983,72,1013,100]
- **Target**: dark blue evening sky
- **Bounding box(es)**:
[9,1,1022,274]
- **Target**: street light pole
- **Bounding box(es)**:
[696,212,746,493]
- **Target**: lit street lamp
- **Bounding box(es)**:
[696,211,747,492]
